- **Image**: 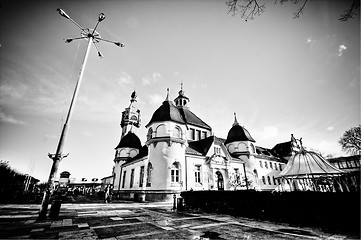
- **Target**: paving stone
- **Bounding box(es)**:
[78,223,89,229]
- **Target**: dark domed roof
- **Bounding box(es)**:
[224,113,255,144]
[115,131,142,149]
[145,100,186,127]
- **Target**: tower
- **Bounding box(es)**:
[225,113,257,189]
[145,89,188,200]
[113,91,142,190]
[120,91,141,138]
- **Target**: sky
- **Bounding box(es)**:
[0,0,359,182]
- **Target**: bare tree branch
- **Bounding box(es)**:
[339,0,360,21]
[293,0,309,19]
[226,0,265,21]
[226,0,360,22]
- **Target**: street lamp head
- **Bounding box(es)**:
[57,8,70,19]
[115,42,125,47]
[98,13,106,22]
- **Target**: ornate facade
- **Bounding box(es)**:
[112,87,291,202]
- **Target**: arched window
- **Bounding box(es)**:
[250,143,255,153]
[147,128,153,140]
[279,164,282,171]
[272,176,276,185]
[253,169,258,179]
[146,163,153,187]
[171,162,180,183]
[173,126,182,138]
[216,171,224,190]
[156,124,167,137]
[267,176,271,185]
[262,176,266,184]
[129,149,137,158]
[259,161,263,168]
[237,142,247,152]
[265,161,268,169]
[183,100,186,106]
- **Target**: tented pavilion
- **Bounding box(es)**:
[276,142,348,192]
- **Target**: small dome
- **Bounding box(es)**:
[224,113,255,144]
[115,131,142,149]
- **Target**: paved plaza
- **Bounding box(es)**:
[0,202,357,239]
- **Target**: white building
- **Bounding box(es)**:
[112,87,291,202]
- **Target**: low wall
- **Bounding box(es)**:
[114,190,179,202]
[181,190,360,235]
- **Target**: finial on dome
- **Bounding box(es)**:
[233,112,239,126]
[165,88,170,101]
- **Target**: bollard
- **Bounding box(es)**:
[172,194,176,211]
[177,197,183,211]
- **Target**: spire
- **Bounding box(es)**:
[233,112,239,126]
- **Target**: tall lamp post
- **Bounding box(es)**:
[38,8,125,219]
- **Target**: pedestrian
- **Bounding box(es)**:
[105,186,110,203]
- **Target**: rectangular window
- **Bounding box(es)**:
[270,162,273,169]
[122,171,126,188]
[202,131,207,139]
[191,128,195,140]
[171,169,179,182]
[274,163,278,170]
[197,130,201,140]
[139,166,144,187]
[279,164,282,171]
[130,169,134,188]
[195,165,201,183]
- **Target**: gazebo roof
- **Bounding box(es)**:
[278,148,344,179]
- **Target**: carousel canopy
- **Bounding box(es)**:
[278,147,344,179]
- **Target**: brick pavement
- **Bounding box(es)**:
[0,202,358,239]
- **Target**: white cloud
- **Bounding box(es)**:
[338,44,347,56]
[148,94,164,106]
[326,126,334,131]
[261,126,279,140]
[142,72,161,86]
[0,109,26,125]
[116,72,132,84]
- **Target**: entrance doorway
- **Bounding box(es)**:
[216,171,224,190]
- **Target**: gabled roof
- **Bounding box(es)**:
[272,141,293,159]
[178,108,212,130]
[186,136,232,159]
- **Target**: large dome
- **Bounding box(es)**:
[145,100,185,127]
[115,131,142,149]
